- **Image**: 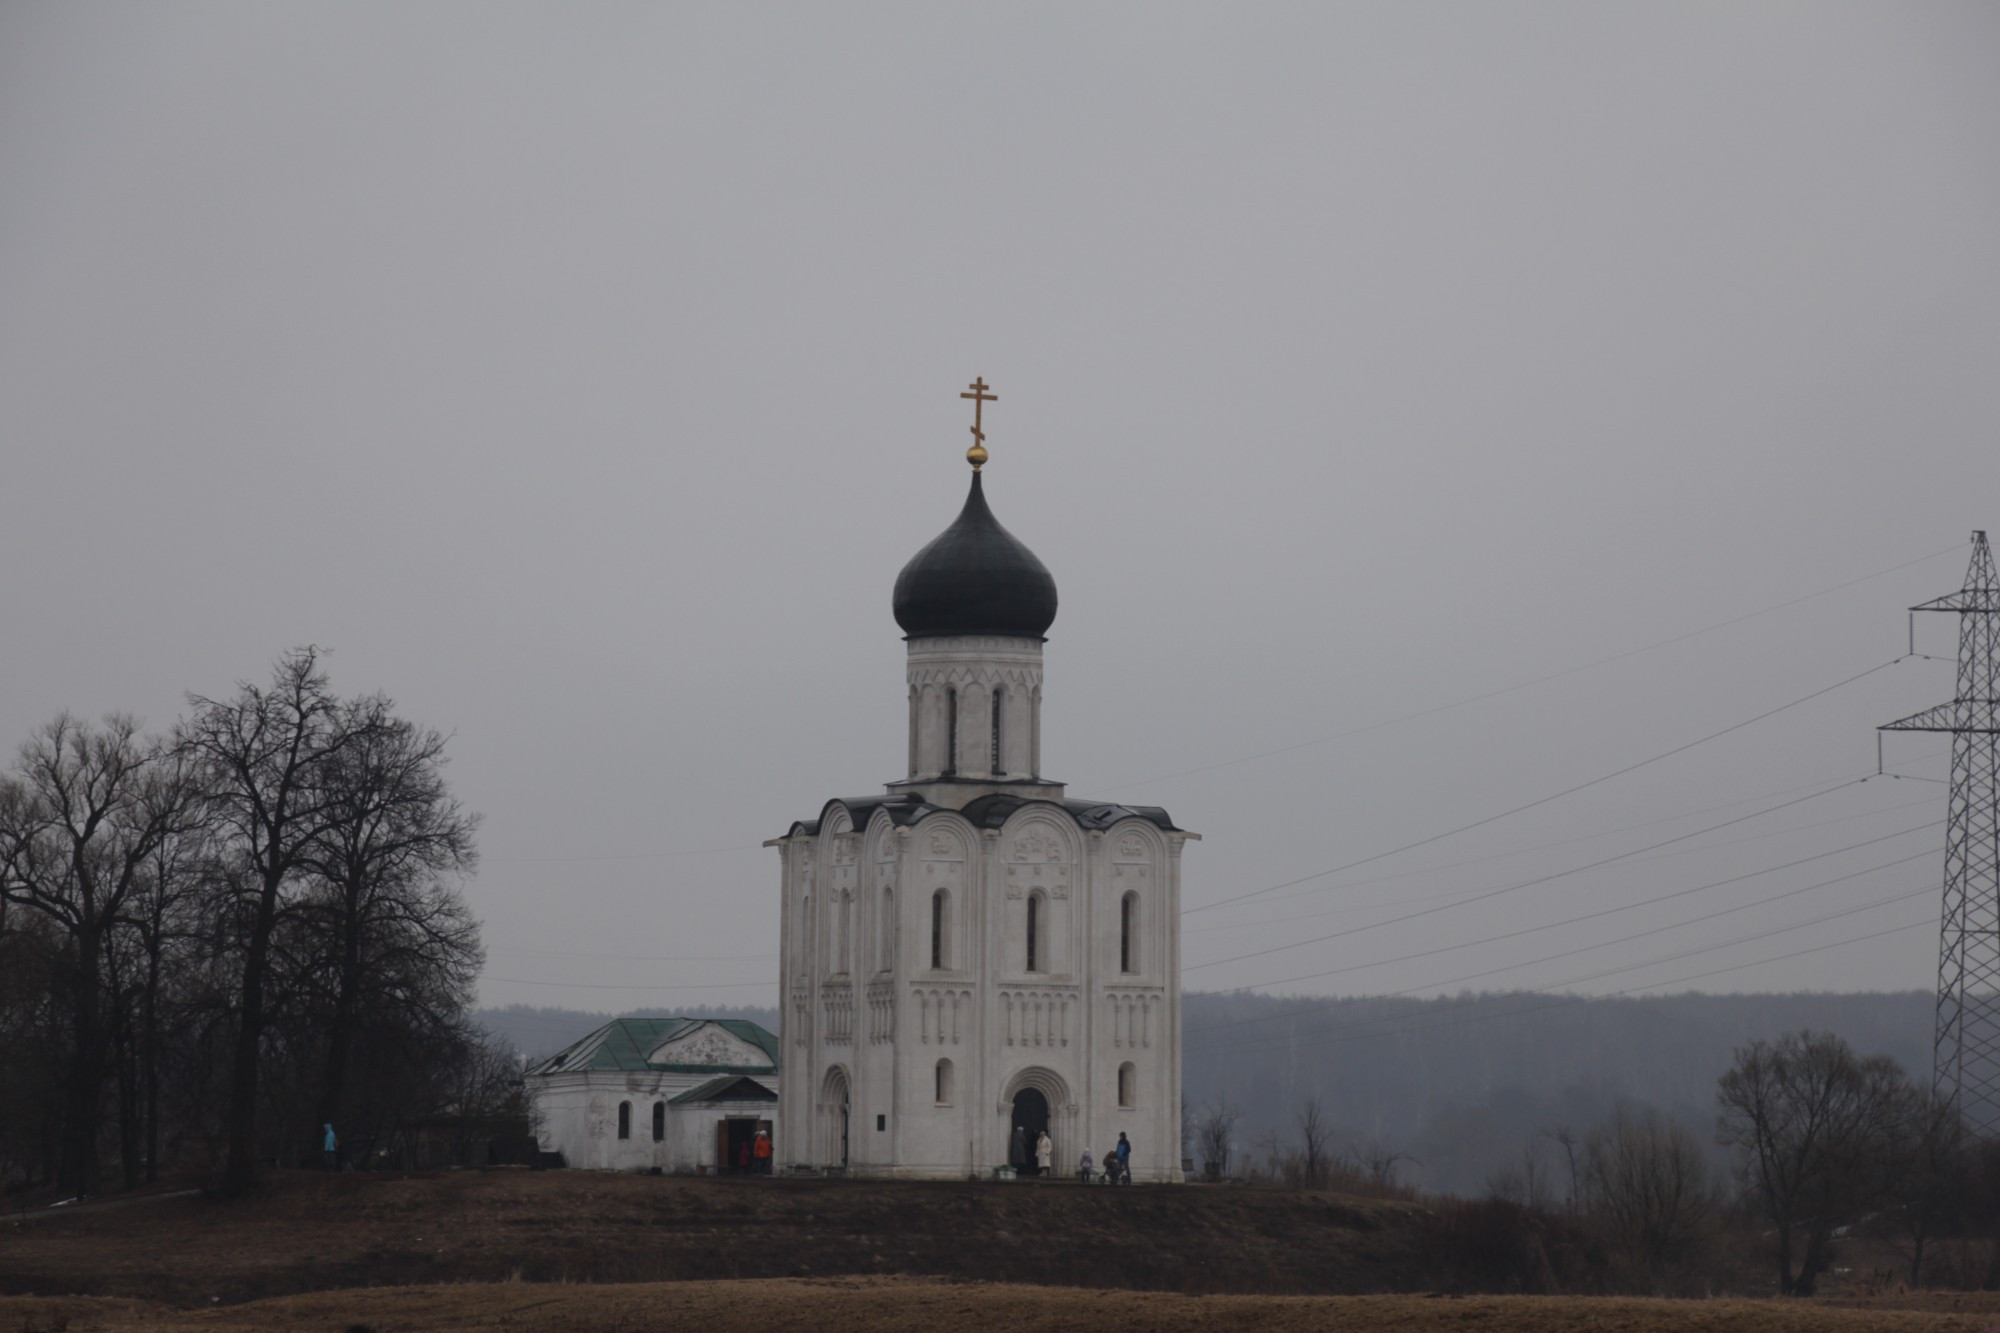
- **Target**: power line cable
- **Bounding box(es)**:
[1186,657,1907,919]
[1190,884,1936,1058]
[1187,772,1880,968]
[1196,915,1936,1059]
[1198,787,1935,935]
[1099,543,1963,795]
[1194,840,1938,1022]
[1212,771,1867,919]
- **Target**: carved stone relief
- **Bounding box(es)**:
[1012,827,1064,863]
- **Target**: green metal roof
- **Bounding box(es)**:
[670,1075,779,1105]
[529,1017,780,1076]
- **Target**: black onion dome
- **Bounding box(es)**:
[893,471,1058,640]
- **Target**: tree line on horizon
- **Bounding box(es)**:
[0,647,522,1200]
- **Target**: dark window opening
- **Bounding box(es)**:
[652,1101,665,1142]
[944,687,958,776]
[1026,894,1040,973]
[1121,892,1136,974]
[991,689,1003,774]
[617,1101,631,1140]
[931,889,946,969]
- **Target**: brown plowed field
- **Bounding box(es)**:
[7,1170,2000,1331]
[2,1168,1428,1304]
[7,1278,2000,1332]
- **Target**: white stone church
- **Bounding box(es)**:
[770,396,1196,1181]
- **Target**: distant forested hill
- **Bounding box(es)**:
[478,989,1932,1196]
[1182,989,1932,1195]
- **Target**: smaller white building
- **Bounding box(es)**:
[527,1017,780,1173]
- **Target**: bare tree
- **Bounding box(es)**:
[1541,1124,1581,1214]
[1581,1107,1717,1279]
[122,786,211,1186]
[1879,1092,1966,1288]
[298,708,480,1138]
[1486,1141,1553,1211]
[1196,1098,1241,1181]
[179,648,393,1194]
[1359,1144,1416,1194]
[1717,1029,1918,1295]
[1294,1093,1333,1189]
[0,715,194,1196]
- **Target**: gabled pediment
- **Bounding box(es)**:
[647,1021,774,1070]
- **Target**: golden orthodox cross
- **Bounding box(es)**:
[960,376,997,470]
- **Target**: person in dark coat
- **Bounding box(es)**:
[1009,1123,1027,1170]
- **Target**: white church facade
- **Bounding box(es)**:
[771,385,1196,1181]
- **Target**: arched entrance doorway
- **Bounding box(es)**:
[1009,1086,1049,1172]
[1001,1068,1072,1176]
[819,1066,850,1168]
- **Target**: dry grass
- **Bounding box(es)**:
[8,1278,2000,1333]
[1,1169,1431,1305]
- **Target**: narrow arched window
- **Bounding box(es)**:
[931,889,947,970]
[1121,892,1137,974]
[991,688,1003,774]
[652,1101,665,1142]
[800,893,811,975]
[617,1101,632,1140]
[885,887,896,967]
[944,687,958,776]
[1026,893,1041,973]
[935,1058,953,1106]
[1118,1062,1135,1109]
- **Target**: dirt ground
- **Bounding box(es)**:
[1,1168,1430,1305]
[9,1170,2000,1331]
[8,1278,2000,1333]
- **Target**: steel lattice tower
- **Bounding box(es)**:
[1882,531,2000,1133]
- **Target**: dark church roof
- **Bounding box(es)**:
[670,1075,778,1105]
[784,793,1179,839]
[526,1017,779,1076]
[892,471,1058,640]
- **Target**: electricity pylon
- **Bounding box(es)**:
[1882,531,2000,1133]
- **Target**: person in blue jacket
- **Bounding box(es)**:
[1115,1132,1131,1182]
[323,1123,338,1172]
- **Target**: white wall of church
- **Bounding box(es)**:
[777,802,1186,1182]
[531,1073,777,1173]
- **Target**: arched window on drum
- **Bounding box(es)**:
[931,889,950,970]
[1120,891,1139,974]
[1025,891,1045,973]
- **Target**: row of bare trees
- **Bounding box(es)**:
[0,647,508,1199]
[1501,1030,1998,1296]
[1188,1028,2000,1298]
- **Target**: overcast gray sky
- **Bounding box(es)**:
[4,2,1997,1020]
